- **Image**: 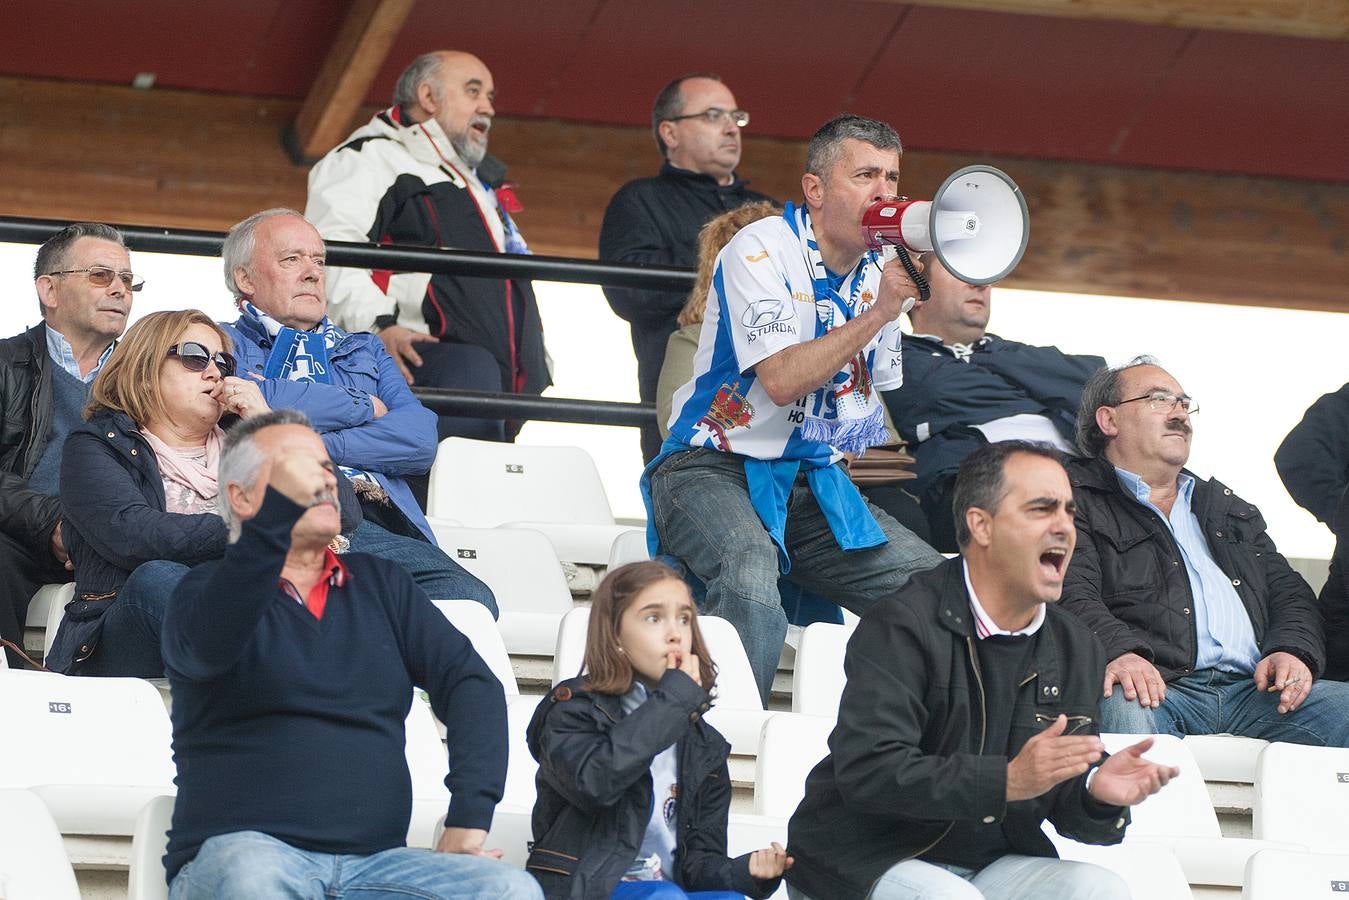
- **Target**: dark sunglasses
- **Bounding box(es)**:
[167,342,236,377]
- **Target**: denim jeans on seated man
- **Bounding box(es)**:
[78,559,189,678]
[1100,667,1349,746]
[650,449,942,702]
[350,518,498,618]
[787,855,1129,900]
[168,830,541,900]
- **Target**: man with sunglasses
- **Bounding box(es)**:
[1062,357,1349,745]
[0,222,136,667]
[599,73,775,462]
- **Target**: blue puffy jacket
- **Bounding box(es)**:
[221,315,438,543]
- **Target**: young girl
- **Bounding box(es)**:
[526,561,792,900]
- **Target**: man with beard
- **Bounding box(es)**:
[306,50,549,445]
[1062,357,1349,743]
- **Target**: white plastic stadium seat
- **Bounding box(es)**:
[1046,835,1192,900]
[404,694,451,847]
[1253,742,1349,851]
[607,528,651,570]
[1184,733,1267,783]
[0,788,81,900]
[43,584,71,659]
[1048,733,1301,887]
[427,523,573,657]
[128,794,175,900]
[1243,848,1349,899]
[26,582,72,629]
[0,669,176,836]
[431,599,538,808]
[428,437,635,564]
[790,621,856,717]
[754,713,833,819]
[551,607,772,757]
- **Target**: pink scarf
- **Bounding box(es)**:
[140,427,224,504]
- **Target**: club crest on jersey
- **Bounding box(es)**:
[694,380,754,451]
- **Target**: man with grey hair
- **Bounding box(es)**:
[1061,357,1349,745]
[305,50,548,446]
[217,208,497,615]
[160,409,541,899]
[599,73,775,461]
[646,114,943,701]
[0,222,136,666]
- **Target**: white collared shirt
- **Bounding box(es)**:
[963,560,1046,640]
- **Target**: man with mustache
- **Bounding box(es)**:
[1062,358,1349,743]
[217,208,497,615]
[306,50,549,447]
[599,73,775,462]
[160,409,541,899]
[0,223,134,667]
[884,254,1103,552]
[788,442,1176,900]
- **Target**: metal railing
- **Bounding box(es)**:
[0,215,697,428]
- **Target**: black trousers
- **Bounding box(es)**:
[0,530,70,668]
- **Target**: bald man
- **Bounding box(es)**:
[306,50,550,451]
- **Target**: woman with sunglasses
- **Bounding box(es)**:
[45,310,276,676]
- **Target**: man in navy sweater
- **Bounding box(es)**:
[160,409,540,899]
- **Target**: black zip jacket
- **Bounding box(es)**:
[598,163,774,404]
[883,333,1103,501]
[0,322,54,479]
[1062,455,1323,678]
[786,558,1127,900]
[525,671,780,900]
[1275,382,1349,535]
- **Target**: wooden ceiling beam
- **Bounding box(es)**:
[885,0,1349,40]
[286,0,415,163]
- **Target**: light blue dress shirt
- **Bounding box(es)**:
[1115,467,1261,674]
[45,326,113,383]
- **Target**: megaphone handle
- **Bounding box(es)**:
[892,244,930,302]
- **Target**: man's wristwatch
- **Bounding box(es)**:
[371,314,399,334]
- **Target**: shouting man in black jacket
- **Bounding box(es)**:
[1063,358,1349,743]
[788,442,1176,900]
[599,74,775,461]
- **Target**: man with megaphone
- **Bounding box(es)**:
[642,114,945,702]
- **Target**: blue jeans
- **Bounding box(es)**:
[81,559,189,678]
[169,830,542,899]
[1099,667,1349,746]
[650,450,943,701]
[611,884,745,899]
[788,855,1129,900]
[351,519,498,617]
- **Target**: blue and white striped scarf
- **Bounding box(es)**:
[788,203,890,454]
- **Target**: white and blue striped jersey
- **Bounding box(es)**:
[666,211,905,463]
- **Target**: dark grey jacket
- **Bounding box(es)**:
[1063,455,1323,678]
[0,323,61,553]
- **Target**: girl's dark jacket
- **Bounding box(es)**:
[525,670,781,900]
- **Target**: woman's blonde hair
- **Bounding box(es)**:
[581,560,717,695]
[677,201,779,328]
[86,309,232,426]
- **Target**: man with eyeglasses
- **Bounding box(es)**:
[1061,357,1349,745]
[306,50,549,452]
[0,222,137,667]
[599,73,775,462]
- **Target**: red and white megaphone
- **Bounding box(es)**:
[862,165,1029,309]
